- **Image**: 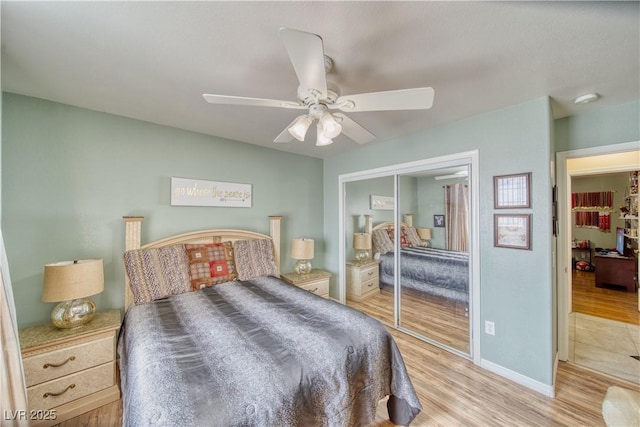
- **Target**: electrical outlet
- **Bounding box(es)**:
[485,320,495,336]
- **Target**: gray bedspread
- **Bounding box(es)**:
[117,276,421,426]
[380,246,469,302]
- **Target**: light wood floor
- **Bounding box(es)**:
[572,270,639,325]
[55,327,639,427]
[348,286,470,354]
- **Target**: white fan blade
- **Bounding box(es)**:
[335,87,434,112]
[203,94,305,109]
[334,113,375,145]
[273,118,299,143]
[279,28,327,98]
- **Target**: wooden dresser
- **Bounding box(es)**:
[281,269,331,298]
[346,260,380,301]
[595,254,638,292]
[18,309,121,426]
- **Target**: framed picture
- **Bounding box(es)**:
[370,194,394,210]
[494,172,531,209]
[494,214,531,250]
[433,214,445,228]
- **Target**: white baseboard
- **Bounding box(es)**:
[481,358,556,398]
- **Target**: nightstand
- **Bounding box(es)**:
[281,269,331,298]
[346,260,380,301]
[18,309,121,427]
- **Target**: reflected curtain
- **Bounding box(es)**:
[1,229,28,425]
[444,184,469,252]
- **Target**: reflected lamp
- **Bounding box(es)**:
[417,228,432,246]
[353,233,372,264]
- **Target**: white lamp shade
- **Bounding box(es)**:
[353,233,372,250]
[316,124,334,146]
[319,112,342,139]
[291,238,314,260]
[288,115,313,141]
[42,259,104,302]
[417,228,432,240]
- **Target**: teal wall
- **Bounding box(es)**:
[344,176,393,260]
[324,97,555,385]
[416,176,466,249]
[2,93,324,328]
[555,101,640,152]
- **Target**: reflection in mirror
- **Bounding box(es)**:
[342,162,472,357]
[396,166,470,354]
[344,177,394,326]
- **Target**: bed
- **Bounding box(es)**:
[371,220,469,303]
[117,216,421,426]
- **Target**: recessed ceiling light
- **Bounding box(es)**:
[574,93,599,104]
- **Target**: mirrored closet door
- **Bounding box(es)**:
[341,155,476,358]
[396,167,470,354]
[344,177,394,326]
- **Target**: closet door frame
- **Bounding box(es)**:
[338,150,481,363]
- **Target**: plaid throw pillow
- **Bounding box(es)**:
[386,227,413,248]
[185,242,237,290]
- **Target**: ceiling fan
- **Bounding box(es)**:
[203,28,435,146]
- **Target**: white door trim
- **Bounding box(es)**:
[556,140,639,362]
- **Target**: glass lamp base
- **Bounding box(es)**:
[294,259,312,275]
[355,250,370,264]
[51,298,96,329]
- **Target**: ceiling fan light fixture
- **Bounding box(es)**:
[316,124,334,146]
[288,115,313,141]
[319,112,342,139]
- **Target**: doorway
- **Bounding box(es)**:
[557,141,640,384]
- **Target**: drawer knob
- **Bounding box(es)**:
[367,282,374,287]
[43,356,75,369]
[43,383,75,398]
[367,271,374,276]
[308,287,318,293]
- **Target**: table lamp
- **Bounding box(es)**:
[291,238,314,275]
[42,259,104,329]
[353,233,372,264]
[417,228,432,246]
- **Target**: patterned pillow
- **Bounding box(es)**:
[233,239,280,281]
[184,242,237,290]
[123,244,191,305]
[386,227,413,248]
[372,228,394,254]
[404,226,423,247]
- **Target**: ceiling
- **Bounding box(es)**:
[2,1,638,159]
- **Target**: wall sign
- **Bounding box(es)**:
[171,177,252,207]
[370,195,394,210]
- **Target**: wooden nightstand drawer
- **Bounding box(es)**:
[298,279,330,297]
[354,278,378,295]
[27,362,115,411]
[347,261,380,302]
[357,264,379,283]
[281,270,332,298]
[23,333,114,387]
[19,310,121,426]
